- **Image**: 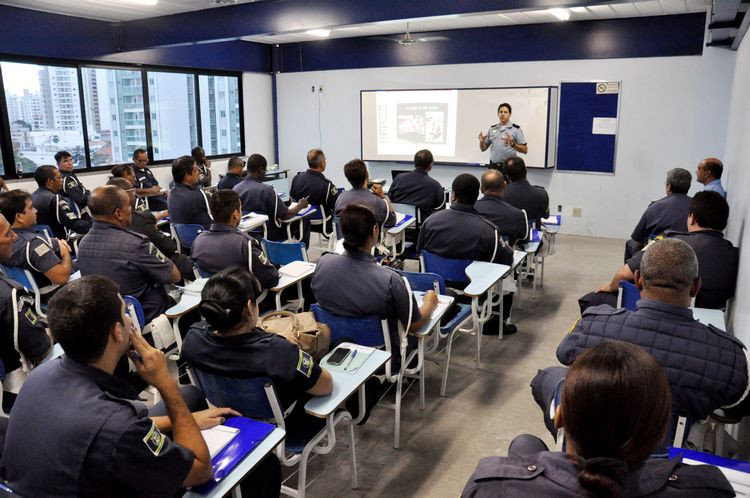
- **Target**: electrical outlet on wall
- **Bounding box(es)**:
[572,208,583,217]
[557,204,562,213]
[318,86,323,93]
[311,86,315,93]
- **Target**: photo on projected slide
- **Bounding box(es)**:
[396,104,447,145]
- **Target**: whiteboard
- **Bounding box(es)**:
[360,86,557,168]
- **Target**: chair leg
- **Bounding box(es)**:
[394,373,404,449]
[440,328,457,397]
[540,257,545,287]
[348,422,359,489]
[498,282,504,341]
[296,281,305,312]
[472,298,482,369]
[532,257,539,298]
[419,343,425,410]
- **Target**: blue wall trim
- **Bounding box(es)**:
[278,13,706,73]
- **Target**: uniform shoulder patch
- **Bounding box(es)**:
[33,242,50,257]
[296,350,313,378]
[147,242,168,263]
[512,123,520,128]
[143,421,166,456]
[23,306,38,325]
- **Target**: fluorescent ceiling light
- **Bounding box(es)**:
[306,29,331,37]
[496,13,514,22]
[570,7,587,13]
[90,0,158,4]
[548,8,571,20]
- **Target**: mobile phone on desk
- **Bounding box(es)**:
[326,347,352,366]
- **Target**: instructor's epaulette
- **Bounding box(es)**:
[490,123,499,128]
[512,123,520,128]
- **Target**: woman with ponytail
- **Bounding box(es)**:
[461,341,734,497]
[180,266,333,410]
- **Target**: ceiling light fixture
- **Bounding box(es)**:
[548,8,571,21]
[570,6,587,13]
[306,29,331,38]
[94,0,158,4]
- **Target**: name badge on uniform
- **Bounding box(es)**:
[148,242,168,263]
[34,244,50,257]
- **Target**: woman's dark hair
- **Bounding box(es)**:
[340,204,377,252]
[562,341,671,498]
[199,267,262,333]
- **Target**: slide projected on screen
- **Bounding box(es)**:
[362,86,557,168]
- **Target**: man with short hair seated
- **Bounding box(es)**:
[502,156,549,233]
[475,168,527,246]
[234,153,310,244]
[335,159,395,228]
[624,167,692,260]
[217,156,246,190]
[191,189,279,289]
[0,275,241,496]
[290,149,339,233]
[387,149,445,216]
[0,189,73,287]
[167,155,213,230]
[132,148,167,211]
[111,163,168,219]
[535,238,750,437]
[418,173,515,333]
[77,186,182,323]
[30,165,91,241]
[56,150,90,211]
[580,191,738,312]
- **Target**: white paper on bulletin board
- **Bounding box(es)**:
[592,117,617,135]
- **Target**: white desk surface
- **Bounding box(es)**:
[283,205,316,223]
[463,261,511,297]
[387,214,415,235]
[69,270,81,281]
[511,250,527,271]
[413,292,455,336]
[523,241,541,253]
[165,279,207,318]
[238,213,269,232]
[270,262,316,292]
[184,427,286,498]
[305,344,391,418]
[691,307,726,331]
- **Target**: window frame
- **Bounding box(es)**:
[0,53,245,180]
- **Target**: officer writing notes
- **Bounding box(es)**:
[478,103,527,169]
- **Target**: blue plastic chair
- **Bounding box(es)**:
[33,224,54,241]
[172,223,203,252]
[0,264,47,318]
[262,239,308,266]
[419,250,472,285]
[398,271,473,396]
[190,367,357,497]
[617,280,640,311]
[123,295,146,332]
[310,303,385,348]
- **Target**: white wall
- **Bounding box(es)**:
[275,50,735,239]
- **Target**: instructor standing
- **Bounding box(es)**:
[478,103,527,168]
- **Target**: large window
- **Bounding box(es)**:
[1,61,85,172]
[199,75,241,156]
[148,71,198,160]
[82,67,147,166]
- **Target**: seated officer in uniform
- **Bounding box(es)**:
[234,153,310,244]
[0,214,52,404]
[0,190,73,287]
[191,146,212,188]
[547,238,749,434]
[30,165,91,241]
[167,155,213,229]
[475,168,527,246]
[132,148,168,211]
[313,204,438,349]
[55,150,90,211]
[217,156,245,190]
[111,163,169,218]
[463,341,734,497]
[290,149,339,229]
[387,149,445,216]
[625,167,692,261]
[107,177,195,279]
[0,275,248,497]
[181,267,332,418]
[335,159,396,228]
[581,191,738,312]
[78,186,182,323]
[191,189,279,289]
[502,156,549,232]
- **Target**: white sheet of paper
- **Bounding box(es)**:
[280,260,316,278]
[201,425,240,458]
[592,117,617,135]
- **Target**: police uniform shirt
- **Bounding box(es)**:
[417,202,513,266]
[8,227,62,287]
[484,121,526,164]
[167,182,213,229]
[130,206,178,258]
[704,179,726,198]
[290,169,339,214]
[334,187,396,227]
[502,179,550,230]
[630,193,692,244]
[217,172,244,191]
[1,356,194,497]
[461,447,734,497]
[0,275,50,373]
[475,194,528,246]
[77,221,174,322]
[31,187,91,240]
[196,162,211,188]
[191,224,279,288]
[134,165,168,211]
[180,324,322,409]
[312,250,421,338]
[60,170,90,209]
[387,169,445,214]
[626,230,739,309]
[234,177,291,241]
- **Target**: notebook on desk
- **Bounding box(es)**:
[394,213,412,227]
[279,261,315,278]
[202,425,240,458]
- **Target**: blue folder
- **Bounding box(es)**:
[394,214,413,228]
[190,417,276,494]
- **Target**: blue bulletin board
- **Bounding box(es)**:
[557,82,620,173]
